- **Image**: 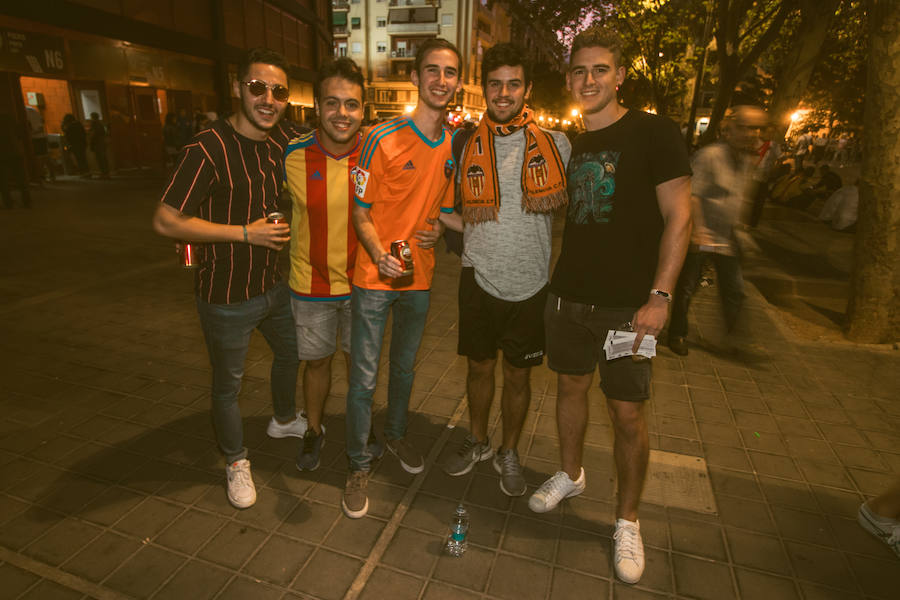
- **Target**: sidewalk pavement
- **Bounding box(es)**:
[0,177,897,600]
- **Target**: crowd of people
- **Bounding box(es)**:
[150,27,897,589]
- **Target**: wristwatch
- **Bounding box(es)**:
[650,288,671,302]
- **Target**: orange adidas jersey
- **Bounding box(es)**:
[284,130,360,299]
[352,116,455,291]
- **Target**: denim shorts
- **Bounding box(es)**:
[291,297,351,360]
[544,293,651,402]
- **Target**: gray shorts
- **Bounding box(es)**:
[544,293,651,402]
[290,297,351,360]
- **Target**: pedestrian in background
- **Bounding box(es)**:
[89,112,109,178]
[61,113,88,176]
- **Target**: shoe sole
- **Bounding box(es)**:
[492,456,526,497]
[342,497,369,519]
[227,491,256,509]
[387,444,424,474]
[444,447,494,477]
[528,484,585,513]
[858,504,897,551]
[266,415,311,439]
[614,561,644,584]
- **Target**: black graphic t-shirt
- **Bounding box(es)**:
[550,110,691,307]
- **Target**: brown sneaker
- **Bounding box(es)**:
[386,437,424,474]
[342,470,369,519]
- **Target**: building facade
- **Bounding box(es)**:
[1,0,332,176]
[333,0,519,121]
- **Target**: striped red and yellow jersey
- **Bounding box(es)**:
[284,130,361,300]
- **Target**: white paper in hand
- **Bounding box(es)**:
[603,330,657,360]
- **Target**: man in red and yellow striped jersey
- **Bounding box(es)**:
[284,58,365,472]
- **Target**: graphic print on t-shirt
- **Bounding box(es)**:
[568,150,621,225]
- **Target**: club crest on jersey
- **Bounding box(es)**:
[466,164,486,198]
[527,156,549,187]
[444,158,455,179]
[350,166,370,198]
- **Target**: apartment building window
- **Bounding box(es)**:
[351,17,361,29]
[441,14,453,26]
[352,42,362,54]
[377,42,387,53]
[336,42,347,57]
[377,17,386,27]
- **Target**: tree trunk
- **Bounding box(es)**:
[846,0,900,343]
[768,0,840,141]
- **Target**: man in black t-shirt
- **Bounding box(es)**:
[152,48,308,510]
[527,27,691,586]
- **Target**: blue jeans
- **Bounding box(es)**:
[196,282,299,463]
[346,286,430,471]
[669,252,745,339]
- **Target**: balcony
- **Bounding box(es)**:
[333,0,350,10]
[333,25,348,37]
[387,22,439,34]
[388,0,438,6]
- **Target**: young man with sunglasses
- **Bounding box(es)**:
[153,48,307,509]
[439,43,570,498]
[342,38,459,519]
[283,58,366,472]
[529,27,691,584]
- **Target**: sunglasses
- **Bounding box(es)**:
[242,79,290,102]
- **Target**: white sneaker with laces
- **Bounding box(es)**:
[266,413,308,438]
[226,459,256,509]
[528,468,586,513]
[613,518,645,584]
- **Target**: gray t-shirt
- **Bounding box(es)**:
[461,128,571,301]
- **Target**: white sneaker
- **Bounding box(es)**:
[226,459,256,509]
[614,518,645,584]
[858,502,900,557]
[528,468,586,513]
[266,413,308,439]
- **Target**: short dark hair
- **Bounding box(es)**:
[238,47,289,82]
[570,26,625,69]
[481,43,531,91]
[315,58,366,106]
[413,38,461,76]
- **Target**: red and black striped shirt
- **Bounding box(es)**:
[161,118,304,304]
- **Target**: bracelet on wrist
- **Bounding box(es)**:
[242,225,248,243]
[650,288,671,302]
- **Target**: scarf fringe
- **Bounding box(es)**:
[524,189,568,214]
[463,204,500,225]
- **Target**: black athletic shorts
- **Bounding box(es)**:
[457,267,547,368]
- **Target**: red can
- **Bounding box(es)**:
[390,239,414,276]
[267,211,286,224]
[179,242,199,269]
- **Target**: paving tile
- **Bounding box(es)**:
[797,460,854,489]
[197,521,268,570]
[277,499,339,543]
[16,579,83,600]
[231,486,299,532]
[216,576,284,600]
[465,472,513,512]
[690,388,728,407]
[0,562,41,598]
[826,514,898,560]
[293,548,362,600]
[431,545,494,592]
[725,527,790,574]
[561,495,614,535]
[734,568,800,600]
[611,582,671,598]
[359,566,423,600]
[831,443,887,470]
[846,552,900,599]
[152,508,223,555]
[113,496,186,539]
[818,423,867,446]
[798,580,865,600]
[716,495,776,534]
[62,530,141,582]
[548,567,609,599]
[0,506,63,551]
[672,553,736,599]
[669,517,727,560]
[771,506,834,545]
[556,527,612,578]
[324,514,385,557]
[847,467,896,496]
[740,429,788,454]
[382,526,442,576]
[703,443,751,471]
[785,540,855,591]
[488,553,551,600]
[23,517,103,566]
[748,451,802,480]
[242,533,313,586]
[105,544,184,598]
[723,393,769,414]
[862,430,900,452]
[707,467,763,500]
[499,514,556,562]
[421,581,482,600]
[153,559,231,600]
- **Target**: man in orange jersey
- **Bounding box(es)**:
[342,38,460,518]
[284,58,366,472]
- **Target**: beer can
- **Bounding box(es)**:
[267,211,286,224]
[390,239,414,276]
[179,242,198,269]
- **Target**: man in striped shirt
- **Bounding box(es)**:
[342,38,459,519]
[152,48,307,510]
[284,58,365,472]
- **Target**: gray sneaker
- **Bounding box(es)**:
[443,435,493,476]
[492,448,526,496]
[295,428,324,471]
[386,437,424,474]
[342,470,369,519]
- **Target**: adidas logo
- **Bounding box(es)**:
[311,171,323,180]
[402,160,415,170]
